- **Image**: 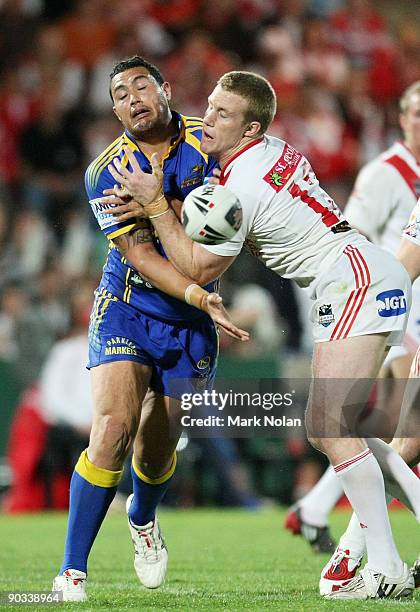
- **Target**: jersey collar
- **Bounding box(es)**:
[220,136,264,183]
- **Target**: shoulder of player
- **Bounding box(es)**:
[180,114,210,162]
[356,155,398,185]
[228,135,305,186]
[85,133,128,192]
[182,114,204,127]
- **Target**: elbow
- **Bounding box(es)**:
[192,269,219,286]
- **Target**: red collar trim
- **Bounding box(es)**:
[220,137,264,182]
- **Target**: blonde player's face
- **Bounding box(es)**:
[201,84,251,162]
[111,67,171,138]
[400,93,420,151]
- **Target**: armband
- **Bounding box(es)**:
[144,194,169,219]
[184,283,208,309]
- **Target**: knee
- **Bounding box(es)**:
[89,414,136,466]
[305,405,327,453]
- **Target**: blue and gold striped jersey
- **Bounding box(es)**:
[85,112,219,322]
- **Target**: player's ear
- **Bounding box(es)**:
[162,81,171,102]
[113,106,122,123]
[244,121,261,138]
[399,112,407,133]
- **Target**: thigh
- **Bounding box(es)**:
[313,333,388,379]
[382,352,414,379]
[91,360,152,420]
[308,334,388,441]
[134,390,183,478]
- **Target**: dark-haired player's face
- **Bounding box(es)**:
[111,67,171,137]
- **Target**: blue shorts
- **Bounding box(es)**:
[87,289,218,398]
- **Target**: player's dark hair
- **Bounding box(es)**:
[217,71,277,135]
[109,56,164,100]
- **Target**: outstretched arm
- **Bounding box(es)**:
[113,224,248,341]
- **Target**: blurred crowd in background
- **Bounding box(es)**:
[1,0,420,511]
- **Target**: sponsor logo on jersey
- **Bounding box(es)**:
[318,304,335,327]
[128,269,154,290]
[181,176,202,188]
[376,289,407,317]
[263,144,302,192]
[181,163,205,188]
[90,197,119,230]
[331,220,352,234]
[225,204,243,230]
[104,336,138,356]
[197,355,211,369]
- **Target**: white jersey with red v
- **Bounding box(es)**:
[208,134,365,289]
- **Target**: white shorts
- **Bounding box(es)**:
[309,242,411,345]
[384,284,420,364]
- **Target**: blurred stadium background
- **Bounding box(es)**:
[1,0,420,515]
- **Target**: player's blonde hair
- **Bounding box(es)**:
[399,81,420,114]
[218,71,277,135]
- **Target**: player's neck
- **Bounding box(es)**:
[403,139,420,164]
[219,136,261,169]
[134,116,178,160]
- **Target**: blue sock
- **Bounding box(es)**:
[129,454,176,526]
[59,450,123,574]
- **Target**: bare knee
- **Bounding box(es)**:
[89,414,137,469]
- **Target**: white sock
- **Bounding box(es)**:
[367,438,420,521]
[334,449,403,578]
[339,492,394,560]
[299,465,344,527]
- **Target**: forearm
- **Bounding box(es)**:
[113,224,208,308]
[150,208,203,281]
[126,245,207,307]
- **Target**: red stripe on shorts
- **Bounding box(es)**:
[330,246,371,341]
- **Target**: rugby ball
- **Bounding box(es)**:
[182,184,243,245]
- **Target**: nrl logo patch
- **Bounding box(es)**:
[197,355,211,369]
[318,304,334,327]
